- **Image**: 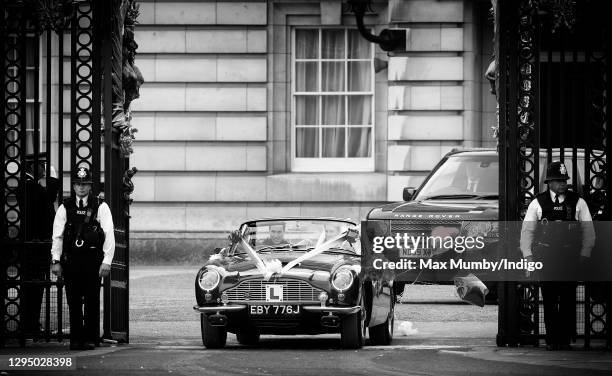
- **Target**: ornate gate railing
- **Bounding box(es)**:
[1,0,140,346]
[100,0,141,343]
[496,0,612,348]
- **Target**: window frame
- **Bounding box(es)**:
[290,27,376,172]
[5,33,42,158]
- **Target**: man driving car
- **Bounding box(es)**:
[260,223,288,246]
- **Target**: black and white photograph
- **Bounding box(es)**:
[1,0,611,375]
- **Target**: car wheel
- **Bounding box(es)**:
[485,282,498,303]
[200,314,227,349]
[236,329,260,346]
[369,288,395,346]
[341,294,366,349]
[369,304,394,346]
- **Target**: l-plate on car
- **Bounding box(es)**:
[194,218,395,349]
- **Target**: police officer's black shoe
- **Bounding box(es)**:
[545,344,558,351]
[69,341,82,350]
[82,341,96,350]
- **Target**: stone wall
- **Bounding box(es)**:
[127,0,495,261]
[385,0,497,200]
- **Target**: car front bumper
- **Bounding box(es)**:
[193,304,360,314]
[193,304,247,313]
[193,304,362,332]
[302,305,361,314]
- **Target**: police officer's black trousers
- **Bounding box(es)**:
[541,282,576,346]
[63,252,101,345]
[21,243,51,335]
[22,274,46,335]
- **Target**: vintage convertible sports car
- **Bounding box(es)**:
[193,218,395,349]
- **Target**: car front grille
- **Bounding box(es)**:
[390,221,462,257]
[223,279,324,303]
[390,221,462,233]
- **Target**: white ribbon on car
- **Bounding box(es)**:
[280,228,357,274]
[239,238,275,280]
[238,228,358,280]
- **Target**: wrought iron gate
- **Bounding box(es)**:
[496,0,612,347]
[1,0,140,346]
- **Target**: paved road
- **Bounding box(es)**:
[1,267,610,375]
[3,335,612,376]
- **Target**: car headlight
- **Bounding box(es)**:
[198,269,220,291]
[331,267,354,291]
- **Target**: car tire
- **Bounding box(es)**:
[369,310,394,346]
[200,314,227,349]
[341,295,366,349]
[236,329,260,346]
[368,287,395,346]
[485,282,498,303]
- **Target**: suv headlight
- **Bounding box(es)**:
[331,267,354,291]
[198,269,220,291]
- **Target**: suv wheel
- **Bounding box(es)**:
[369,295,394,346]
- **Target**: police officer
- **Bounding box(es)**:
[50,167,115,350]
[19,160,59,338]
[520,161,595,350]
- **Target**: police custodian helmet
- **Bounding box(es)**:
[73,166,93,184]
[544,161,570,182]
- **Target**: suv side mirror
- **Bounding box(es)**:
[403,187,416,201]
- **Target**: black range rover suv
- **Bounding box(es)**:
[366,147,599,299]
[366,149,501,298]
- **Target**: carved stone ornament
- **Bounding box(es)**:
[122,167,138,216]
[119,116,138,156]
[538,0,576,33]
[488,0,499,148]
[111,0,143,157]
[25,0,74,32]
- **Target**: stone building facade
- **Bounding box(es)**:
[129,0,496,259]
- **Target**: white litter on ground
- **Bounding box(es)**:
[395,320,418,336]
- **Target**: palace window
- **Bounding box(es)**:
[292,28,375,172]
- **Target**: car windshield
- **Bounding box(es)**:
[416,155,499,200]
[232,219,359,255]
[414,149,598,201]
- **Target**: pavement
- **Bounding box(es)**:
[3,323,611,375]
[127,318,611,372]
[0,266,610,375]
